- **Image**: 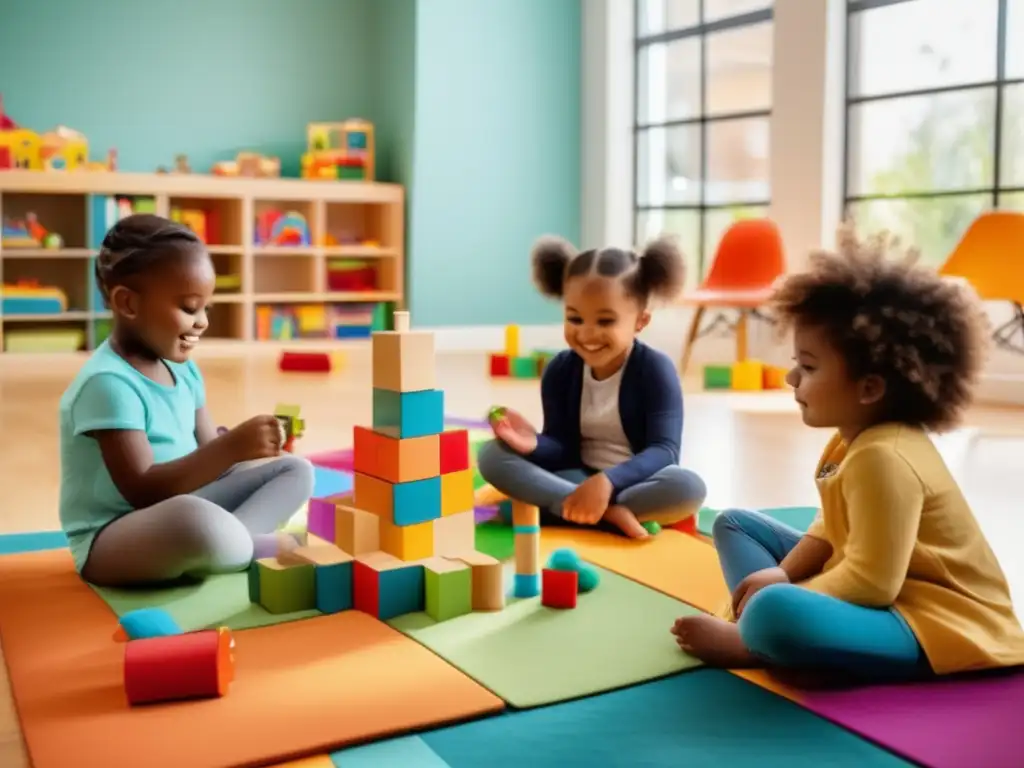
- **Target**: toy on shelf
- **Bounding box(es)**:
[211,151,281,178]
[124,627,236,706]
[255,209,310,246]
[170,205,222,245]
[703,360,788,392]
[301,119,375,181]
[326,259,377,292]
[156,154,192,174]
[257,303,379,341]
[489,324,556,378]
[1,213,62,249]
[1,279,68,314]
[250,309,508,623]
[4,328,84,353]
[274,403,305,453]
[0,94,115,172]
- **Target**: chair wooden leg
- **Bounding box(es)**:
[735,310,748,361]
[681,305,706,375]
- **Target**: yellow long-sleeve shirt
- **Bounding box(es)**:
[803,422,1024,675]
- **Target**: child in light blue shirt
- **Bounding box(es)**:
[59,214,313,586]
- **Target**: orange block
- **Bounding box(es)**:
[762,365,788,390]
[379,517,434,561]
[441,469,474,516]
[354,472,393,518]
[353,426,439,483]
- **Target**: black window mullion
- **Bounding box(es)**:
[995,0,1008,206]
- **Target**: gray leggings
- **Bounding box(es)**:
[477,440,707,525]
[82,454,315,587]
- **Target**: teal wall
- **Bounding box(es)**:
[409,0,581,326]
[0,0,373,177]
[0,0,581,327]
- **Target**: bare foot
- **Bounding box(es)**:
[671,615,759,668]
[603,504,650,539]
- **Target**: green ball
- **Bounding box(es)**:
[546,547,600,593]
[642,520,662,535]
[576,563,600,593]
[487,405,507,422]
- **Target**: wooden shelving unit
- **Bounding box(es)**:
[0,171,405,354]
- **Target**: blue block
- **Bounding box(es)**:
[513,573,540,598]
[334,324,372,339]
[393,475,442,525]
[313,466,354,498]
[372,387,444,439]
[118,608,182,640]
[379,563,425,620]
[316,560,354,614]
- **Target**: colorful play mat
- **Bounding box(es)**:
[0,417,1020,768]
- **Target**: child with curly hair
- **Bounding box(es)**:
[671,224,1024,680]
[477,235,707,539]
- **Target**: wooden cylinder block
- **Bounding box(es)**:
[514,531,540,574]
[511,500,540,528]
[456,551,505,611]
[394,310,410,333]
[124,627,235,706]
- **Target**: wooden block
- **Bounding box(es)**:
[433,509,476,557]
[703,365,732,389]
[306,493,350,542]
[489,353,510,376]
[504,324,520,357]
[423,557,473,622]
[353,551,425,620]
[354,472,441,526]
[441,468,474,516]
[511,500,540,528]
[515,531,541,574]
[542,568,578,609]
[439,428,470,474]
[334,504,380,555]
[249,558,316,614]
[279,544,356,614]
[372,387,444,439]
[510,356,539,378]
[455,551,505,611]
[731,360,764,391]
[371,328,435,393]
[380,516,434,561]
[353,425,440,483]
[763,365,788,390]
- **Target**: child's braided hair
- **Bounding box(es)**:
[94,214,202,308]
[769,222,990,432]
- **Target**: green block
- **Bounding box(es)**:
[425,561,473,622]
[510,356,539,378]
[703,365,732,389]
[254,559,316,614]
[339,165,365,180]
[247,560,261,603]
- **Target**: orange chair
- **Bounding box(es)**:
[938,211,1024,351]
[679,218,786,373]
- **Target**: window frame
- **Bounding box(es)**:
[632,1,774,281]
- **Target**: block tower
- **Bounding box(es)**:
[251,310,506,623]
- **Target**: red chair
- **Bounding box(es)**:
[679,218,786,373]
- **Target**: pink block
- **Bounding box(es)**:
[307,497,337,542]
[307,450,354,473]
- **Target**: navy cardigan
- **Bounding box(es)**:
[528,339,684,494]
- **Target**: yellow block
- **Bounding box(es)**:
[379,517,434,561]
[731,360,764,391]
[441,469,474,516]
[504,324,520,357]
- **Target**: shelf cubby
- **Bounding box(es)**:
[169,196,244,248]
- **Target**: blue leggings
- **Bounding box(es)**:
[714,509,931,680]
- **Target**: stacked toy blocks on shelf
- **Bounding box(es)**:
[251,310,504,623]
[704,360,788,391]
[488,324,556,379]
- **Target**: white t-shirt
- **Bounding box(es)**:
[579,357,634,471]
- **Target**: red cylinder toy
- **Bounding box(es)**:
[124,627,235,706]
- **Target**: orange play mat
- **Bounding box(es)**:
[0,550,504,768]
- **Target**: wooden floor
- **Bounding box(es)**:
[1,348,1023,766]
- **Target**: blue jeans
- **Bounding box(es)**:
[477,440,706,527]
[713,508,931,680]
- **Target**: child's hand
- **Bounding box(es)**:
[223,415,285,462]
[490,407,538,455]
[731,567,790,617]
[564,473,613,525]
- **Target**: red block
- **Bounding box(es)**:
[489,354,509,376]
[278,351,331,373]
[124,628,235,706]
[439,429,470,474]
[353,560,380,617]
[669,515,698,536]
[542,568,578,609]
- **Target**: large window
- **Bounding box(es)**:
[844,0,1024,268]
[634,0,774,289]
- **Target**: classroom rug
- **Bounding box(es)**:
[388,563,704,708]
[334,670,914,767]
[696,505,819,537]
[0,548,505,768]
[798,669,1024,768]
